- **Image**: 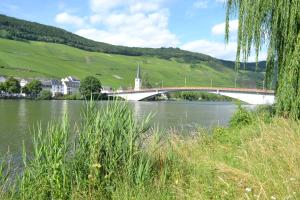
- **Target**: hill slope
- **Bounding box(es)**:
[0,14,266,72]
[0,38,263,88]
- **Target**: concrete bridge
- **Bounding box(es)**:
[106,87,275,105]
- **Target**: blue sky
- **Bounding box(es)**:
[0,0,266,61]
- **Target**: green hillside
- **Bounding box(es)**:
[0,38,263,89]
[0,14,266,72]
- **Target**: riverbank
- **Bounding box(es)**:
[0,103,299,199]
[165,91,233,102]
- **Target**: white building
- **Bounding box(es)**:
[134,66,142,91]
[50,76,80,96]
[101,86,113,94]
[0,76,6,83]
[20,79,28,88]
[51,80,64,96]
[61,76,80,95]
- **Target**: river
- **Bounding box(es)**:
[0,100,253,156]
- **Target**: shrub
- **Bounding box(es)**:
[229,104,253,128]
[37,90,52,100]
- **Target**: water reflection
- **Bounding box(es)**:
[0,100,244,154]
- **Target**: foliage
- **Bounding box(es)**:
[229,104,253,128]
[37,90,52,100]
[0,83,4,92]
[79,76,102,99]
[142,72,153,89]
[3,77,20,94]
[225,0,300,118]
[171,91,233,101]
[2,101,173,199]
[23,80,42,98]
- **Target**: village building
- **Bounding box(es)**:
[0,76,6,83]
[41,80,52,91]
[61,76,80,95]
[101,86,113,94]
[51,80,64,96]
[20,79,28,88]
[50,76,80,96]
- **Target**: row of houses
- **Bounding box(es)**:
[0,76,82,96]
[0,75,119,97]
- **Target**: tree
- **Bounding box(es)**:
[225,0,300,119]
[142,72,153,89]
[37,90,52,100]
[0,83,5,92]
[4,77,20,94]
[24,80,42,98]
[79,76,102,99]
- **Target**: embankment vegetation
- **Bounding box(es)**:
[169,91,233,101]
[0,102,299,200]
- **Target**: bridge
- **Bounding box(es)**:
[106,87,275,105]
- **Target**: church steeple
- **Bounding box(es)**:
[134,64,142,91]
[136,64,141,79]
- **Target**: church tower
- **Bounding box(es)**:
[134,65,142,91]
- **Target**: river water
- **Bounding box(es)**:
[0,100,253,155]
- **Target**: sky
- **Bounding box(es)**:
[0,0,267,61]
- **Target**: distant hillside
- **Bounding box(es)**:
[0,14,266,72]
[0,38,264,89]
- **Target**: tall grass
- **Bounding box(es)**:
[168,118,300,199]
[0,102,299,199]
[8,101,174,200]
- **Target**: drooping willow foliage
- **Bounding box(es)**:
[225,0,300,119]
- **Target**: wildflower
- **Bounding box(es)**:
[92,163,101,168]
[175,179,179,185]
[289,177,296,181]
[245,187,252,193]
[270,196,276,200]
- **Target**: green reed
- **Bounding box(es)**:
[6,100,172,200]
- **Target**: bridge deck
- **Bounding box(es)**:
[107,87,275,95]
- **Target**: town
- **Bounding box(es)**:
[0,66,143,99]
[0,75,114,98]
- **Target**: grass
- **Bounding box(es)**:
[0,102,299,199]
[0,38,264,89]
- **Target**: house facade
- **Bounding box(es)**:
[0,76,6,83]
[61,76,80,95]
[51,76,80,96]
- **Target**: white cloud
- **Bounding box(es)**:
[76,10,179,48]
[55,12,85,27]
[130,2,160,13]
[212,19,238,35]
[74,0,179,48]
[182,40,237,60]
[193,0,208,9]
[89,14,103,24]
[89,0,125,13]
[181,39,267,61]
[215,0,226,3]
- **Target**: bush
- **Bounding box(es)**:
[254,105,276,123]
[229,104,253,128]
[37,90,52,100]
